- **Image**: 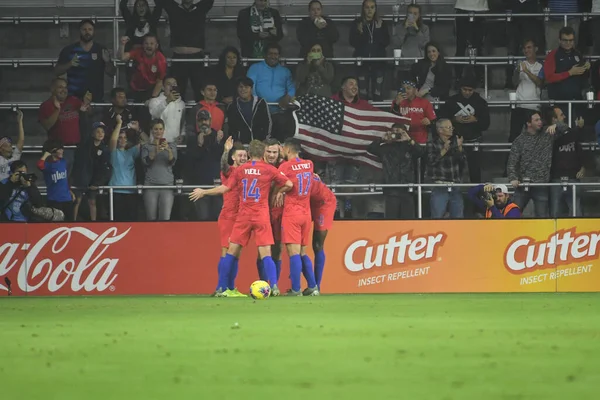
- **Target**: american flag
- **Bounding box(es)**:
[292,95,411,169]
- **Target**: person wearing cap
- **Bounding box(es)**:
[467,183,521,218]
[0,160,43,223]
[367,122,423,219]
[442,75,490,184]
[184,109,225,221]
[392,80,436,145]
[54,19,115,102]
[71,119,113,221]
[0,110,25,182]
[37,139,76,221]
[226,77,272,144]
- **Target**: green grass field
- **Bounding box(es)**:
[1,294,599,399]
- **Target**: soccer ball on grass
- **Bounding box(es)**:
[249,280,271,300]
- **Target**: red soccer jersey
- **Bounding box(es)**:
[220,166,238,220]
[310,174,336,208]
[278,158,314,216]
[129,49,167,92]
[226,160,288,220]
[38,96,83,146]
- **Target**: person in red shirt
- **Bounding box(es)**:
[277,138,319,296]
[309,173,336,292]
[120,34,167,102]
[256,138,285,282]
[194,81,225,131]
[38,77,92,147]
[215,137,247,296]
[189,140,292,297]
[391,80,436,144]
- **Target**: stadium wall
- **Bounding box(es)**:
[0,220,598,296]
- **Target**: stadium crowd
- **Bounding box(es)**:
[2,0,600,223]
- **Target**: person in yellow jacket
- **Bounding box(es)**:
[467,183,521,218]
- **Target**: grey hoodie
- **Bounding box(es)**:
[507,123,568,183]
[396,23,430,59]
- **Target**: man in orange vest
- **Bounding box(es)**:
[467,183,521,218]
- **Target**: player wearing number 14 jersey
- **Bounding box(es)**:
[277,138,320,296]
[190,140,292,296]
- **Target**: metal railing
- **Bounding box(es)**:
[30,181,600,221]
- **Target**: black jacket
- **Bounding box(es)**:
[184,129,225,185]
[367,139,423,193]
[210,64,247,102]
[349,18,390,58]
[72,114,112,188]
[226,96,272,144]
[410,59,453,100]
[296,16,340,58]
[442,92,491,141]
[120,0,163,48]
[237,7,284,58]
[158,0,214,49]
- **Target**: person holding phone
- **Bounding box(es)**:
[148,76,186,144]
[367,123,422,219]
[141,119,177,221]
[295,43,335,97]
[395,4,430,83]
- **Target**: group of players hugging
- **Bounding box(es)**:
[190,138,336,297]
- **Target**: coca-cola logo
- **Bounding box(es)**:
[0,226,130,294]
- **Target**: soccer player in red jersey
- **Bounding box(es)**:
[258,138,285,281]
[277,138,319,296]
[215,137,247,296]
[190,140,292,296]
[309,173,336,292]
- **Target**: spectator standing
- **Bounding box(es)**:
[184,110,225,221]
[141,119,177,221]
[507,110,569,217]
[545,107,586,217]
[120,34,167,102]
[454,0,489,81]
[108,114,141,221]
[0,110,25,182]
[542,0,582,51]
[193,81,225,131]
[38,140,76,221]
[410,42,453,102]
[391,80,436,144]
[211,47,246,106]
[426,119,466,219]
[0,161,43,223]
[247,43,296,141]
[148,77,186,143]
[395,4,430,83]
[54,19,116,101]
[296,0,340,58]
[509,39,543,142]
[543,27,590,122]
[158,0,214,101]
[367,123,422,219]
[102,87,149,144]
[467,183,521,218]
[295,43,335,97]
[119,0,163,49]
[226,77,272,144]
[349,0,390,101]
[504,0,544,88]
[443,76,490,184]
[592,0,600,55]
[72,120,113,221]
[237,0,284,59]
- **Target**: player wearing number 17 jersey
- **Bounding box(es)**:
[277,138,319,296]
[309,174,336,292]
[190,140,292,296]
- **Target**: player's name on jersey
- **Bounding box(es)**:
[291,163,312,171]
[244,168,261,176]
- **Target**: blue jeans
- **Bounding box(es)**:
[513,187,549,218]
[550,179,582,218]
[430,187,464,219]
